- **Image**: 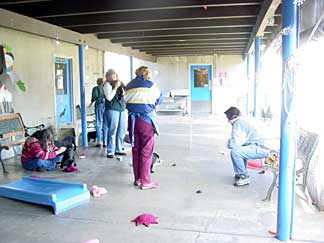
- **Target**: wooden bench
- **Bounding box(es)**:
[0,113,44,173]
[261,128,319,201]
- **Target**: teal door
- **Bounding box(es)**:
[190,65,212,113]
[190,65,212,101]
[55,57,73,125]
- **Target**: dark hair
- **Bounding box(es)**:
[224,106,241,120]
[112,80,125,100]
[105,69,117,80]
[96,78,103,85]
[31,129,53,150]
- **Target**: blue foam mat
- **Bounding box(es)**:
[0,176,90,214]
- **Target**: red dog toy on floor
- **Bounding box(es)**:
[131,213,158,227]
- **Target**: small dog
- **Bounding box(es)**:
[55,136,77,168]
[124,134,131,144]
[87,131,96,143]
[124,134,161,173]
[150,152,161,173]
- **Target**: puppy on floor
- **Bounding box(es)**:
[124,134,161,173]
[54,135,77,168]
[87,130,96,143]
[150,152,161,173]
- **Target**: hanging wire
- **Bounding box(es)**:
[306,11,324,43]
[282,0,324,128]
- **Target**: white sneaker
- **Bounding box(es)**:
[234,175,250,187]
[140,182,160,190]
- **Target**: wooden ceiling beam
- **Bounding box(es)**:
[150,50,245,55]
[0,8,156,62]
[0,0,50,5]
[131,43,247,49]
[69,18,257,34]
[123,40,249,47]
[245,0,281,54]
[39,6,260,27]
[110,34,251,43]
[155,53,244,56]
[99,27,253,40]
[145,48,245,54]
[146,47,244,52]
[137,45,246,51]
[0,0,262,18]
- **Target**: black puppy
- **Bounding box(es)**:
[124,134,131,144]
[54,136,77,168]
[87,131,96,143]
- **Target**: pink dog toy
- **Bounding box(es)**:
[63,166,79,172]
[91,185,108,197]
[82,239,99,243]
[131,213,158,227]
[79,153,87,159]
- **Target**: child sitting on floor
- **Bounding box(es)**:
[21,128,66,171]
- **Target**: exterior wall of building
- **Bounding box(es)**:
[153,55,246,115]
[0,25,247,126]
[104,52,131,84]
[0,26,104,128]
[153,56,213,90]
[85,48,104,108]
[213,55,247,115]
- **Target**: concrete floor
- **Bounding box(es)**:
[0,114,324,243]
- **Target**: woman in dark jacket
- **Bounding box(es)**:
[90,77,105,147]
[103,69,126,158]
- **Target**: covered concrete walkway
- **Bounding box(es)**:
[0,114,323,243]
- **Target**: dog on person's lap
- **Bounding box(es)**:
[54,135,77,168]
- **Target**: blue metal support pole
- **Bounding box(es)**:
[130,56,134,80]
[246,54,250,115]
[296,4,300,49]
[78,44,88,147]
[277,0,297,241]
[290,3,300,239]
[253,37,261,117]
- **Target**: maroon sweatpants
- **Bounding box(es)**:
[128,117,155,185]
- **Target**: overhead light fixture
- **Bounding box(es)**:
[55,37,60,45]
[178,40,185,42]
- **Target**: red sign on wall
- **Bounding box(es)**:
[218,72,228,78]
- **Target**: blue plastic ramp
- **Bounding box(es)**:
[0,176,90,214]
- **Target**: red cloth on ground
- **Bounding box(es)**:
[131,213,158,227]
[63,166,79,172]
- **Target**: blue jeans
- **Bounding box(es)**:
[230,144,269,175]
[104,110,125,154]
[22,155,63,171]
[95,103,105,144]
